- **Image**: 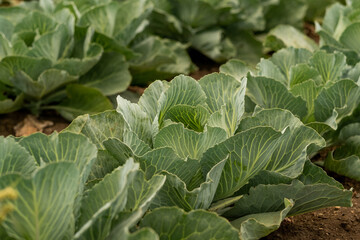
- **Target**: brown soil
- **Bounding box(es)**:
[304,22,320,44]
[0,110,69,137]
[189,49,220,80]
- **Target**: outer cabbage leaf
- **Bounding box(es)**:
[324,123,360,180]
[79,52,131,96]
[199,73,246,136]
[130,36,195,85]
[238,109,325,177]
[18,132,97,187]
[49,84,113,121]
[223,161,352,219]
[74,159,144,240]
[64,110,128,149]
[202,127,283,200]
[0,136,37,177]
[140,207,239,240]
[0,163,80,240]
[0,92,24,114]
[264,0,307,30]
[149,159,227,211]
[265,25,318,52]
[154,123,227,159]
[231,198,293,240]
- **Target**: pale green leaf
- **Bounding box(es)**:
[157,75,207,124]
[266,25,318,52]
[137,147,200,185]
[138,80,169,121]
[51,84,113,121]
[154,123,227,159]
[224,179,352,219]
[54,43,103,76]
[1,163,80,240]
[314,79,360,126]
[78,2,119,37]
[79,52,131,96]
[219,59,251,81]
[246,75,308,118]
[199,73,246,136]
[74,159,138,240]
[309,51,347,84]
[238,109,325,177]
[140,207,239,240]
[130,37,194,85]
[27,24,72,62]
[257,59,286,86]
[64,110,127,149]
[0,56,52,86]
[117,96,152,145]
[11,69,77,99]
[0,93,24,114]
[18,132,97,186]
[325,135,360,181]
[0,136,36,177]
[269,48,312,82]
[202,127,282,200]
[163,104,209,132]
[151,159,226,210]
[232,199,293,240]
[340,22,360,53]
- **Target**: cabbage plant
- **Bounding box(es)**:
[317,0,360,65]
[0,0,195,117]
[221,47,360,141]
[0,3,117,118]
[148,0,277,64]
[67,0,195,85]
[61,73,352,239]
[0,73,353,239]
[148,0,332,64]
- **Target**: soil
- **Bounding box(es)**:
[0,110,69,137]
[304,22,320,44]
[189,49,220,80]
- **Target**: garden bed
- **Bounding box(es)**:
[1,2,359,236]
[1,110,359,240]
[1,62,359,239]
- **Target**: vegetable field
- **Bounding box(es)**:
[0,0,360,239]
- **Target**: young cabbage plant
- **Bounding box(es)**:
[64,73,351,239]
[0,0,195,117]
[68,0,195,85]
[317,0,360,65]
[0,4,116,118]
[221,47,360,142]
[148,0,275,64]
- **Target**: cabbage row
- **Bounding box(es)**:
[0,0,341,118]
[2,1,360,239]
